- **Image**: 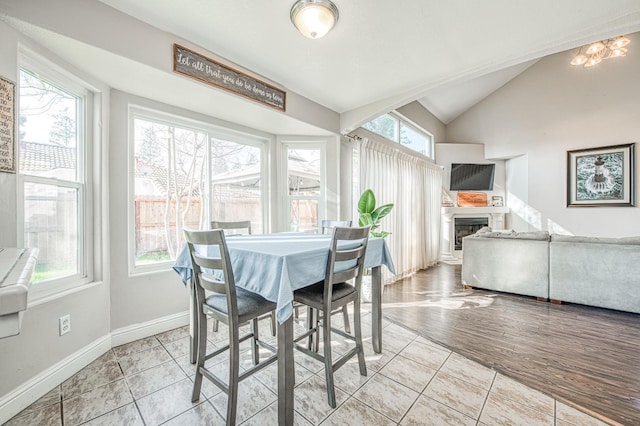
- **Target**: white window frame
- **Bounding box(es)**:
[128,106,269,275]
[17,53,94,299]
[363,112,434,159]
[396,112,435,159]
[281,141,326,233]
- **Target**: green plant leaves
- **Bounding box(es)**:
[371,203,393,222]
[357,189,393,238]
[371,231,390,238]
[358,212,373,227]
[357,189,376,214]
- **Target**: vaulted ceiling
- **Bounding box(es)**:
[98,0,640,130]
[4,1,640,134]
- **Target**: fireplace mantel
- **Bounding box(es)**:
[440,206,509,262]
[442,206,509,215]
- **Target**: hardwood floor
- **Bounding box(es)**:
[381,263,640,425]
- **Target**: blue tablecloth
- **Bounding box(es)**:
[172,233,395,324]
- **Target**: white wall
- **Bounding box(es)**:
[0,284,110,395]
[447,32,640,237]
[505,155,532,231]
[0,0,340,137]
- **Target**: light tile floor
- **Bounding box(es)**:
[4,306,611,426]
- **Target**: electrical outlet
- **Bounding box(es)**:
[59,314,71,336]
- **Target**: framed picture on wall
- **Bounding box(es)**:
[567,143,635,207]
[0,76,15,173]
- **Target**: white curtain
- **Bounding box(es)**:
[354,136,443,284]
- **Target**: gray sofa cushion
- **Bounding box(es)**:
[551,234,640,245]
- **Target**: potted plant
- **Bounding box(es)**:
[357,189,393,302]
[357,188,394,238]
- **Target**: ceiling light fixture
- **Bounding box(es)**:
[290,0,339,39]
[570,36,630,68]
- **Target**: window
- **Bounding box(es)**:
[286,146,323,232]
[131,110,266,272]
[132,117,206,267]
[363,112,433,158]
[362,114,398,142]
[210,138,263,233]
[18,66,91,286]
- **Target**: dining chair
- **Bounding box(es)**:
[185,228,278,425]
[293,226,370,408]
[211,220,252,235]
[320,219,353,334]
[210,220,276,337]
[320,219,352,233]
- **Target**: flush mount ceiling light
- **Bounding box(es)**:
[290,0,339,39]
[570,35,630,68]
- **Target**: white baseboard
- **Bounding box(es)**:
[111,310,190,347]
[0,334,112,424]
[0,310,190,424]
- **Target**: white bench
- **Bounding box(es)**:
[0,248,38,338]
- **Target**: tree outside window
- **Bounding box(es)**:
[132,115,265,269]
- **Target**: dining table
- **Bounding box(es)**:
[172,232,395,425]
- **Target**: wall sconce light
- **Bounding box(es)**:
[290,0,339,39]
[570,36,630,68]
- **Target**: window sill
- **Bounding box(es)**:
[28,279,102,308]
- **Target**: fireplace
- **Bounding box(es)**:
[454,217,489,250]
[440,206,508,262]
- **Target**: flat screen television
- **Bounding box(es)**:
[450,163,495,191]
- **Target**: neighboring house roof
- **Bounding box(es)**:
[135,160,202,197]
[19,141,309,196]
[20,141,75,171]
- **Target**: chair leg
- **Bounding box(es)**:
[342,306,351,334]
[212,318,219,332]
[322,309,337,408]
[191,301,208,402]
[313,308,320,353]
[227,323,240,425]
[251,318,260,365]
[305,306,314,351]
[354,296,367,377]
[270,311,277,337]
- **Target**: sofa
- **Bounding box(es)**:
[461,229,550,299]
[461,229,640,314]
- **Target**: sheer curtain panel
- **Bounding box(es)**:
[354,136,442,283]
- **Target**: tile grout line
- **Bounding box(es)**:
[396,344,452,424]
[348,375,408,425]
[476,368,498,424]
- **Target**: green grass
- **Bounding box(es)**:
[32,252,173,282]
[33,267,76,283]
[136,252,172,264]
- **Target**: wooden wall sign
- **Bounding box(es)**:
[173,44,286,111]
[457,192,488,207]
[0,76,15,173]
